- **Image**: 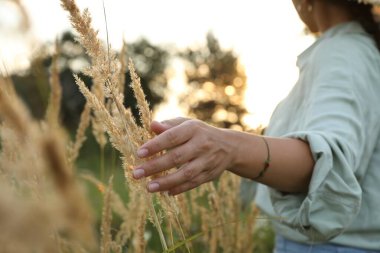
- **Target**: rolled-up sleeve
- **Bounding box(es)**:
[270,132,362,241]
[269,38,375,242]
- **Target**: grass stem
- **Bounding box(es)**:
[148,196,168,251]
[100,145,105,181]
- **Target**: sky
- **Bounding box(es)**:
[0,0,315,127]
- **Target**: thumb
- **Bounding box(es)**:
[151,117,189,135]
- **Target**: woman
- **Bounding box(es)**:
[133,0,380,252]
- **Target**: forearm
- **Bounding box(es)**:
[135,119,315,195]
[226,130,314,193]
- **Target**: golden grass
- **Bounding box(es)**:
[46,40,62,128]
[0,0,264,252]
[0,75,97,252]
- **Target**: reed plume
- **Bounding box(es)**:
[59,3,187,251]
[128,59,152,132]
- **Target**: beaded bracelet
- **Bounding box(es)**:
[252,137,271,180]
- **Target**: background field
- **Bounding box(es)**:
[0,1,317,252]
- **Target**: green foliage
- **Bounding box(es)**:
[253,222,275,253]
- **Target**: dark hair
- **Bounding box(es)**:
[329,0,380,51]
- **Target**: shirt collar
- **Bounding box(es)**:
[297,21,366,68]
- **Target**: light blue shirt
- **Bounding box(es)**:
[254,21,380,250]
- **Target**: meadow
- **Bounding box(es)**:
[0,0,274,252]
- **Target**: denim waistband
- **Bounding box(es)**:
[274,235,380,253]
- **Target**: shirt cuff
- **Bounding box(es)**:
[270,131,362,242]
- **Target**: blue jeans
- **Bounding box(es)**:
[274,235,380,253]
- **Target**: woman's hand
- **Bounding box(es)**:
[133,118,237,195]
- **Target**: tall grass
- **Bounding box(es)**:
[0,0,268,252]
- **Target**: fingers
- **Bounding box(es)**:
[146,162,203,193]
[150,121,169,135]
[133,118,219,195]
[161,117,189,127]
[137,120,195,158]
[150,117,189,135]
[133,142,195,179]
[168,175,204,195]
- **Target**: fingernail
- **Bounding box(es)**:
[148,182,160,192]
[133,169,145,179]
[137,148,148,158]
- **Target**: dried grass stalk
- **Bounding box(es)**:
[100,176,114,253]
[118,40,128,95]
[42,133,97,251]
[0,82,31,137]
[0,189,57,253]
[11,0,30,32]
[74,75,134,155]
[91,72,107,149]
[135,212,147,253]
[60,0,103,62]
[60,1,261,252]
[81,173,138,248]
[0,77,98,252]
[128,59,152,132]
[68,102,91,164]
[46,39,62,128]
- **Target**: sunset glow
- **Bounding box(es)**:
[0,0,315,128]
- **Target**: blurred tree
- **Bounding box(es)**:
[10,32,170,130]
[179,32,248,130]
[12,32,91,130]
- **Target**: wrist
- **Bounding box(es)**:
[221,129,252,172]
[225,130,268,179]
[251,137,270,180]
